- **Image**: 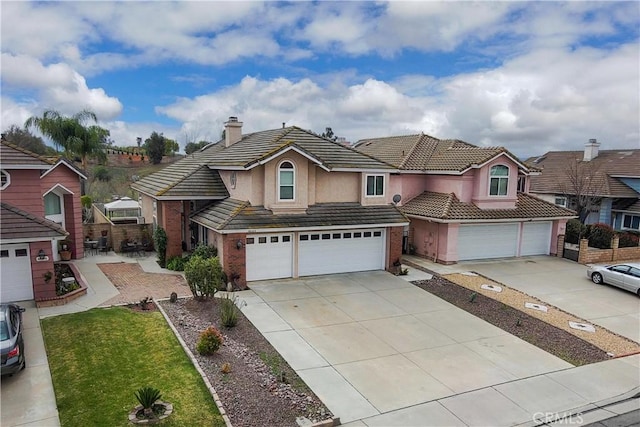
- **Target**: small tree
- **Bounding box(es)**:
[184,255,223,300]
[153,226,168,267]
[560,158,605,223]
[144,131,165,164]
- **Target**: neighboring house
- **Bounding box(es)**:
[528,140,640,231]
[355,134,576,263]
[0,141,86,304]
[132,117,408,287]
[103,196,142,224]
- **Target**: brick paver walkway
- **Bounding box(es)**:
[97,262,192,306]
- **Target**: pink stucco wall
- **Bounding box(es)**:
[410,219,458,264]
[389,174,424,206]
[471,156,518,209]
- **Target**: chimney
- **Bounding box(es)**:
[224,116,243,147]
[583,138,600,161]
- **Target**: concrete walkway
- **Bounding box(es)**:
[236,271,640,426]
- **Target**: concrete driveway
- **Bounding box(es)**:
[455,256,640,343]
[0,301,59,427]
[237,271,619,425]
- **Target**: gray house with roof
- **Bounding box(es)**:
[132,117,408,287]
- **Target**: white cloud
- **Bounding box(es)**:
[1,54,122,120]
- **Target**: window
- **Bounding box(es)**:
[15,249,27,257]
[270,236,279,243]
[0,170,9,190]
[610,265,630,274]
[310,234,320,240]
[279,161,294,200]
[364,231,372,237]
[489,165,509,196]
[622,214,640,230]
[343,232,352,239]
[354,232,362,238]
[258,237,266,244]
[332,233,341,239]
[555,197,567,208]
[517,176,526,192]
[246,238,255,245]
[373,231,382,237]
[366,175,384,196]
[300,235,309,241]
[322,234,330,240]
[282,236,291,242]
[0,250,8,258]
[44,192,61,215]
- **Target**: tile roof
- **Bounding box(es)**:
[208,126,393,170]
[401,191,576,222]
[613,199,640,213]
[132,126,392,199]
[191,200,408,231]
[1,141,53,167]
[0,202,68,241]
[354,134,532,173]
[131,143,229,199]
[528,149,640,198]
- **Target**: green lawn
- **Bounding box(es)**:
[42,307,225,427]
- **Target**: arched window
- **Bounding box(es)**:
[279,161,295,200]
[489,165,509,196]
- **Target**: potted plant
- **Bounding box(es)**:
[59,239,73,261]
[43,271,53,284]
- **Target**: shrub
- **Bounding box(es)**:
[166,256,187,271]
[134,386,162,410]
[191,243,218,259]
[93,165,111,182]
[565,219,586,244]
[618,231,639,248]
[196,326,223,355]
[184,255,223,300]
[588,223,614,249]
[220,294,242,328]
[153,226,168,268]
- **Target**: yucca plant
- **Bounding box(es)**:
[135,386,162,418]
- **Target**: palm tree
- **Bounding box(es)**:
[24,109,98,155]
[25,109,108,169]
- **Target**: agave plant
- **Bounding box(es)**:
[134,386,162,418]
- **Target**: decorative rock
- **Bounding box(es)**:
[62,277,76,285]
[461,272,478,277]
[481,284,503,293]
[525,302,548,313]
[569,321,596,333]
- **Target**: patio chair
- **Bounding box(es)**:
[98,237,108,255]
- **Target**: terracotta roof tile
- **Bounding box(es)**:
[355,134,530,173]
[401,191,576,221]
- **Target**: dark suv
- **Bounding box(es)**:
[1,303,26,376]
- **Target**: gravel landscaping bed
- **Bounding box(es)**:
[412,276,611,366]
[442,272,640,357]
[159,297,333,427]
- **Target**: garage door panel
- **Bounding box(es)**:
[458,224,518,261]
[299,229,384,276]
[0,243,34,302]
[246,234,293,281]
[521,222,552,256]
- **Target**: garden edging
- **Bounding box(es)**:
[154,297,234,427]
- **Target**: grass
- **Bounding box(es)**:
[41,307,225,427]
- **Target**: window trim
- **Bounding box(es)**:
[0,170,9,190]
[278,160,295,201]
[365,174,385,197]
[489,165,509,197]
[622,214,640,231]
[555,196,568,208]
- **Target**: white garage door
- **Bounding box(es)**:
[0,244,34,302]
[299,229,385,276]
[521,222,552,256]
[245,233,293,281]
[458,224,519,261]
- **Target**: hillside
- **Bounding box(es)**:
[86,152,183,203]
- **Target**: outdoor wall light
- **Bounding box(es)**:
[36,249,49,262]
[236,239,244,250]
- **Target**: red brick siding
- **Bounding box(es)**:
[30,241,56,301]
[556,234,565,258]
[160,200,184,259]
[222,233,247,289]
[386,226,404,271]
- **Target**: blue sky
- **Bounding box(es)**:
[1,1,639,158]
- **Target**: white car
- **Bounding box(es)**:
[587,262,640,296]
